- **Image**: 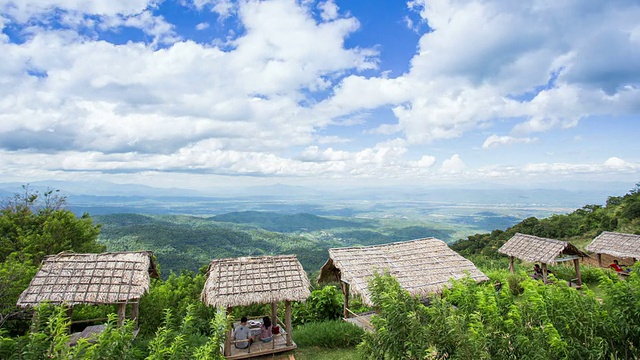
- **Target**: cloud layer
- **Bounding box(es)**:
[0,0,638,188]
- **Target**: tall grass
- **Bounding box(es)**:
[293,320,364,348]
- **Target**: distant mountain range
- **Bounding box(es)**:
[0,179,635,219]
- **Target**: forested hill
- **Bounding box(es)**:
[451,183,640,257]
[209,211,369,232]
[94,212,455,277]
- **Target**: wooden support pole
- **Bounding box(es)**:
[131,301,140,327]
[224,307,232,357]
[509,256,515,273]
[117,303,126,327]
[541,263,548,284]
[271,302,277,325]
[285,300,292,346]
[573,258,582,287]
[342,281,350,319]
[597,253,602,268]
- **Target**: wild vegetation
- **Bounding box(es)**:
[0,184,639,359]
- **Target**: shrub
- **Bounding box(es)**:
[293,320,363,348]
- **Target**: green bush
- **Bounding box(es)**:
[293,320,363,348]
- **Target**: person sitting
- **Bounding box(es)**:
[258,316,273,343]
[531,264,543,280]
[609,260,624,272]
[233,316,253,349]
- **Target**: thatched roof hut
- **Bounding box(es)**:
[201,255,310,359]
[17,251,158,307]
[318,238,489,308]
[498,233,588,265]
[498,233,588,286]
[201,255,310,308]
[586,231,640,260]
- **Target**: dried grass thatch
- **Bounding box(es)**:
[317,238,489,306]
[498,233,588,264]
[17,251,158,307]
[586,231,640,259]
[200,255,311,308]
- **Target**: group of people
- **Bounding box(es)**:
[233,316,273,349]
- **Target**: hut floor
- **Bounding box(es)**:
[226,334,296,359]
[344,311,375,332]
[69,324,139,346]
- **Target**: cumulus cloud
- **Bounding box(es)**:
[0,0,638,186]
[482,135,537,149]
[321,0,640,143]
[440,154,465,174]
[0,0,376,158]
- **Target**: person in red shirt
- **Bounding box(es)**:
[609,260,624,272]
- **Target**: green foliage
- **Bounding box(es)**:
[0,187,103,332]
[452,184,640,258]
[293,320,363,348]
[358,273,431,360]
[360,271,640,360]
[139,270,216,337]
[292,285,343,325]
[145,305,228,360]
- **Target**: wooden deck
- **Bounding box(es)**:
[68,324,139,346]
[226,333,296,359]
[344,311,375,332]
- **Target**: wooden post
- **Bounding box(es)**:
[131,301,140,327]
[541,263,548,284]
[573,258,582,287]
[341,281,350,319]
[285,300,292,346]
[224,307,233,357]
[117,303,126,327]
[509,256,515,273]
[271,302,277,325]
[597,253,602,267]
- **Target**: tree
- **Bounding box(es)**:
[0,186,104,330]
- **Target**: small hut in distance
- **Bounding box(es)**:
[499,233,588,286]
[17,251,158,344]
[586,231,640,267]
[201,255,310,359]
[318,238,489,327]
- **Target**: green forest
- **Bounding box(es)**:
[1,184,640,359]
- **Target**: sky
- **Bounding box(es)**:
[0,0,639,192]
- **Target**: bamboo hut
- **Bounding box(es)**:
[317,238,489,326]
[201,255,310,359]
[17,251,158,343]
[498,233,588,286]
[586,231,640,267]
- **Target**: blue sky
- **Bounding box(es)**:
[0,0,639,192]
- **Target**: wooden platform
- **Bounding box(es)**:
[68,324,139,346]
[344,311,375,332]
[226,333,296,359]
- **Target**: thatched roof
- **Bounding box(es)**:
[201,255,311,308]
[317,238,489,306]
[498,233,588,264]
[586,231,640,259]
[17,251,158,307]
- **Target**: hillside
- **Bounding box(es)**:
[451,183,640,257]
[94,212,458,277]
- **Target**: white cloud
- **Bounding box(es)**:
[196,22,209,31]
[0,0,376,156]
[0,0,153,20]
[321,0,640,144]
[482,134,537,149]
[440,154,465,174]
[318,0,339,21]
